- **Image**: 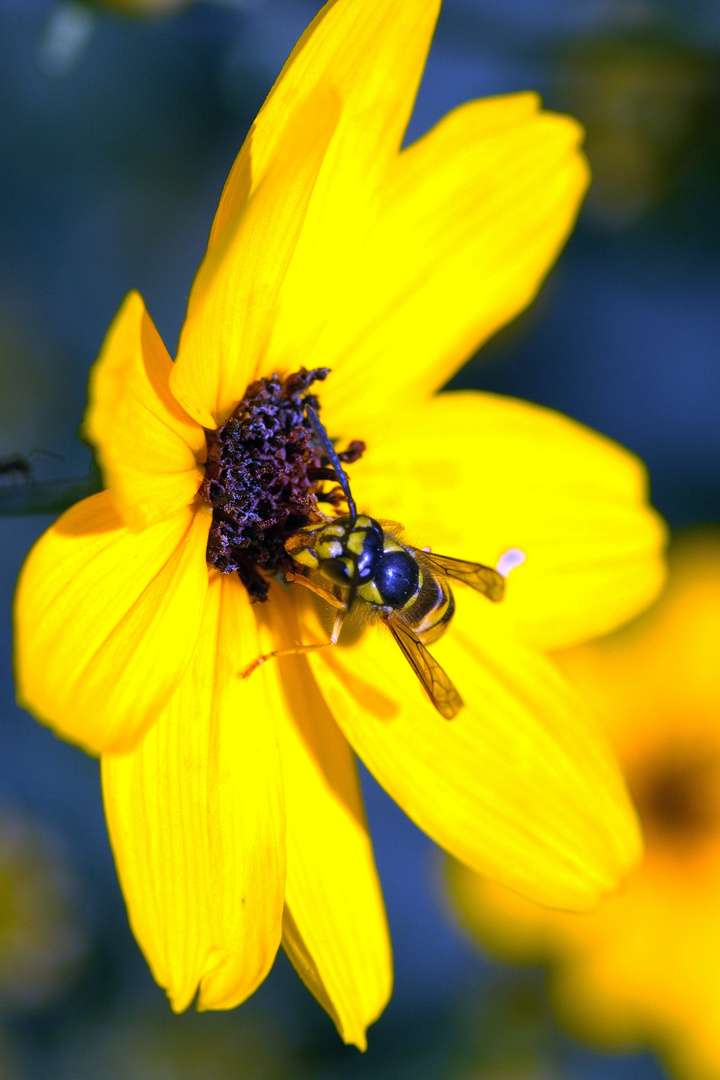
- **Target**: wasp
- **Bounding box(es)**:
[243,406,509,719]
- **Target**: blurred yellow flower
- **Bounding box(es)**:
[449,532,720,1080]
[15,0,665,1049]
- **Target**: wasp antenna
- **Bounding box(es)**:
[304,404,357,523]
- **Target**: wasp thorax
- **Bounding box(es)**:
[200,368,364,601]
[290,516,383,585]
[288,516,423,611]
[374,549,420,606]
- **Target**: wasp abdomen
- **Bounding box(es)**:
[405,569,455,646]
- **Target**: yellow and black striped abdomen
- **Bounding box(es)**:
[401,564,455,646]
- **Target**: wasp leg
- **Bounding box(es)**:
[309,505,338,525]
[284,512,337,556]
[240,574,346,678]
[284,570,346,609]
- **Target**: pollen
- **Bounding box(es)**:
[199,368,364,601]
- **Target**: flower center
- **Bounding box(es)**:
[630,743,720,852]
[200,368,364,601]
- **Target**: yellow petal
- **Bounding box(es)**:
[268,93,588,429]
[308,598,641,911]
[215,0,439,236]
[446,532,720,1080]
[446,858,559,965]
[85,291,205,530]
[256,586,390,1048]
[557,530,720,757]
[347,391,666,651]
[14,493,211,754]
[253,0,443,376]
[101,573,285,1012]
[170,87,341,428]
[173,0,442,426]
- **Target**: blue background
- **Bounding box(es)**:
[1,1,719,1076]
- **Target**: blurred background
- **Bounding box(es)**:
[1,0,719,1076]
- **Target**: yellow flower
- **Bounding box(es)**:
[14,0,665,1049]
[449,532,720,1080]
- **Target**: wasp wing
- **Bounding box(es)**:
[387,615,463,720]
[376,518,405,539]
[413,550,505,602]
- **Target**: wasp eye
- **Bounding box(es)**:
[375,551,419,607]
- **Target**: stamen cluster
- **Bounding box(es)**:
[200,367,363,601]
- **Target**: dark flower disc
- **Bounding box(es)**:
[200,367,363,601]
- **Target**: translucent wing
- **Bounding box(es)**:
[376,518,405,539]
[386,614,463,720]
[414,550,506,602]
